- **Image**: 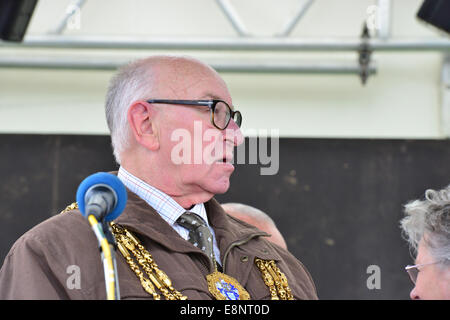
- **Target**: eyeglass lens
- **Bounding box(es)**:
[213,101,230,129]
[233,111,242,127]
[406,267,418,284]
[213,101,242,129]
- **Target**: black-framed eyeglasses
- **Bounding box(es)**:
[405,258,450,284]
[146,99,242,130]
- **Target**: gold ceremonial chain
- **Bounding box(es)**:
[59,202,78,214]
[110,222,187,300]
[113,221,249,300]
[60,203,293,300]
[255,258,294,300]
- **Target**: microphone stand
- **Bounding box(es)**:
[87,215,120,300]
[102,219,121,300]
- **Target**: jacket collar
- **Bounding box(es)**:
[114,188,282,262]
[114,189,194,253]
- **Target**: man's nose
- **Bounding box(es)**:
[410,287,420,300]
[227,120,244,146]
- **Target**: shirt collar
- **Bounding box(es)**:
[117,166,209,227]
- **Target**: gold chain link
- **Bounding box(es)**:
[255,258,294,300]
[110,222,187,300]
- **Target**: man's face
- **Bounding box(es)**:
[154,60,244,200]
[409,238,450,300]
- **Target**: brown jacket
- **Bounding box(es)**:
[0,190,317,300]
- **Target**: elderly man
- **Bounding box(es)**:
[0,55,317,300]
[222,203,288,250]
[401,185,450,300]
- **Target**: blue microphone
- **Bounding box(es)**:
[76,172,127,222]
[76,172,126,300]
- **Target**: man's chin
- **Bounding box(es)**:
[207,178,231,195]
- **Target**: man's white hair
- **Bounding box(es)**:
[105,57,156,164]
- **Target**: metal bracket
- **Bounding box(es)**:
[358,23,373,85]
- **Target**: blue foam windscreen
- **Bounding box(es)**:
[76,172,127,222]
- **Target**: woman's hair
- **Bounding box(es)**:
[400,185,450,268]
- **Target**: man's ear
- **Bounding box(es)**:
[127,101,160,151]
